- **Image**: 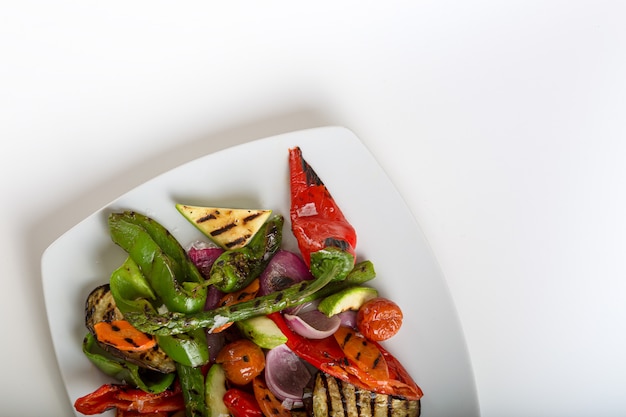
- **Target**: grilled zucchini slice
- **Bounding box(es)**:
[176,204,272,249]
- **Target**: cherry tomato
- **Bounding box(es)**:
[215,339,265,385]
[356,297,403,341]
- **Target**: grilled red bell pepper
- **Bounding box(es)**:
[267,312,423,400]
[115,410,170,417]
[74,383,184,415]
[289,146,357,267]
[223,388,264,417]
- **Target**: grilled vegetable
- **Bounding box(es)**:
[82,332,175,394]
[124,247,355,336]
[85,284,122,330]
[357,297,404,341]
[93,320,156,352]
[73,383,185,416]
[84,284,176,373]
[107,255,210,368]
[105,211,213,415]
[109,257,159,318]
[176,362,208,417]
[223,388,264,417]
[236,315,287,349]
[269,311,423,401]
[264,343,312,404]
[252,376,291,417]
[215,339,266,386]
[204,364,230,417]
[176,204,272,250]
[206,214,284,293]
[110,211,205,285]
[317,285,378,317]
[306,372,421,417]
[212,278,261,333]
[289,146,357,266]
[257,249,315,296]
[108,213,207,314]
[155,328,210,368]
[283,308,341,340]
[333,325,389,383]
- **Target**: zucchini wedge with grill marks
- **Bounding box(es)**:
[305,372,421,417]
[176,204,272,249]
[85,284,176,373]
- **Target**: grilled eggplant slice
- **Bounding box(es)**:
[84,284,176,373]
[305,372,420,417]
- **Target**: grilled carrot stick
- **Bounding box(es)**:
[93,320,156,352]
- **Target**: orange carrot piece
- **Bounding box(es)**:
[94,320,157,352]
[252,376,291,417]
[212,279,260,333]
[333,326,389,382]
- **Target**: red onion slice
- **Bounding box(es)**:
[285,299,320,316]
[258,250,314,296]
[264,344,312,405]
[284,309,341,339]
[205,331,225,364]
[337,310,358,329]
[204,285,224,310]
[187,244,224,279]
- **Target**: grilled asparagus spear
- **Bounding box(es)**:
[124,253,374,336]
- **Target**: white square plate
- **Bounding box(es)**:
[42,126,479,416]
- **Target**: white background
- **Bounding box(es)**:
[2,1,626,416]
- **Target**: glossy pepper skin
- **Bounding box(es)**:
[268,312,423,401]
[206,214,284,293]
[223,388,264,417]
[289,146,357,266]
[156,328,210,368]
[111,211,205,284]
[109,256,158,315]
[73,383,184,415]
[108,213,207,314]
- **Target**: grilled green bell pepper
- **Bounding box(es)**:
[110,211,205,284]
[109,256,209,368]
[107,212,211,414]
[205,214,284,293]
[108,213,207,314]
[108,214,210,365]
[156,329,209,368]
[110,256,158,313]
[176,362,208,417]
